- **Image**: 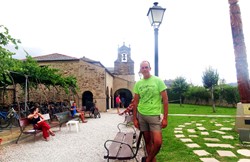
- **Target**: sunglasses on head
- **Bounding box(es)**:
[141,66,149,70]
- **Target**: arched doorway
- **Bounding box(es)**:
[114,88,133,108]
[82,91,93,111]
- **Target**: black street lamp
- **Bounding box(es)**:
[147,2,166,76]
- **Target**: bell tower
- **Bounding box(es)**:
[114,42,135,82]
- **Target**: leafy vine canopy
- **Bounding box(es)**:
[0,25,78,94]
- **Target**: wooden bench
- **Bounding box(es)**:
[104,123,143,162]
[124,115,133,126]
[117,122,136,133]
[54,111,80,130]
[16,113,59,144]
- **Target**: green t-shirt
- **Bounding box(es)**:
[133,75,167,115]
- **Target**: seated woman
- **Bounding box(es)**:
[71,102,87,123]
[28,106,55,141]
[119,99,134,116]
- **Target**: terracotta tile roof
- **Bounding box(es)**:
[32,53,79,61]
[31,53,114,76]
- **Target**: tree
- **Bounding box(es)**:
[0,25,21,87]
[0,25,22,104]
[16,55,78,95]
[218,79,225,105]
[221,84,240,107]
[171,76,189,106]
[185,86,210,105]
[202,66,219,112]
[0,25,78,105]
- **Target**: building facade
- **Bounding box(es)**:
[27,43,135,112]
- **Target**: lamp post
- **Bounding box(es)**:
[147,2,166,76]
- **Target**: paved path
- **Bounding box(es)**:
[0,108,145,162]
[1,111,250,162]
[0,113,236,146]
[173,118,250,162]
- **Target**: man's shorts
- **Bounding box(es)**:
[137,112,162,132]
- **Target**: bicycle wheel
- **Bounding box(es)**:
[94,110,101,118]
[12,118,19,127]
[0,116,11,128]
[94,109,98,118]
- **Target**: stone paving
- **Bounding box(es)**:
[1,113,250,161]
[174,118,250,162]
[0,108,146,162]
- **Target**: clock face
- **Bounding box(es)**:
[121,53,127,62]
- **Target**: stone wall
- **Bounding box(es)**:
[1,58,135,112]
[35,60,110,111]
[115,75,134,82]
[105,72,114,108]
[0,88,15,106]
[113,77,135,95]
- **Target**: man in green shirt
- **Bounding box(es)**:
[133,61,168,162]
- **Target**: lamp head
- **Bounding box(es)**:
[147,2,166,29]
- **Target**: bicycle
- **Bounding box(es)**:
[89,105,101,119]
[0,107,19,129]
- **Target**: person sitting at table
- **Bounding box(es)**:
[70,102,87,123]
[28,106,55,141]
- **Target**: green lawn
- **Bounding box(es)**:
[168,104,236,115]
[157,104,248,162]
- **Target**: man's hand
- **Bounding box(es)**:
[133,119,139,129]
[161,118,168,128]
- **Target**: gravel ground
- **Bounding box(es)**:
[0,109,144,162]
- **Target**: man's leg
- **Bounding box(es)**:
[117,104,120,113]
[142,131,152,157]
[146,131,162,162]
[143,131,160,162]
[143,131,162,162]
[139,113,162,162]
[80,113,87,123]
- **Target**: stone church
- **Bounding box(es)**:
[30,43,135,112]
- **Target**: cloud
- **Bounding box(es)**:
[6,44,46,59]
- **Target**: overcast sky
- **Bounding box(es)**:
[1,0,250,85]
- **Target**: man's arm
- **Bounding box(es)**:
[161,90,168,128]
[133,94,139,129]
